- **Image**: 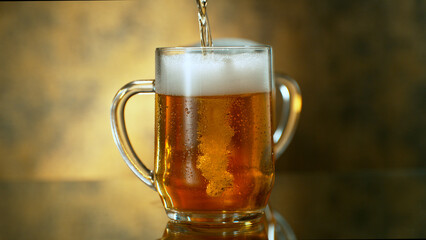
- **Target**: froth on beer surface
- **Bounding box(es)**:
[155,51,270,96]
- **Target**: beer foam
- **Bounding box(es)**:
[155,51,270,96]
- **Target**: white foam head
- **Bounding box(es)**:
[155,47,271,96]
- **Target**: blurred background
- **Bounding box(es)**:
[0,0,425,239]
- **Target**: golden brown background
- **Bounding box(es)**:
[0,0,425,239]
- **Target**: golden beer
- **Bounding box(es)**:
[155,92,274,212]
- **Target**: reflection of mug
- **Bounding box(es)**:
[111,46,301,223]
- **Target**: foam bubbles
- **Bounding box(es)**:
[155,51,270,96]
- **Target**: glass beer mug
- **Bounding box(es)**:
[111,45,301,223]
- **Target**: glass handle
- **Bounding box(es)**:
[273,73,302,159]
[110,80,156,190]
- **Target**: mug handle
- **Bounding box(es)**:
[111,80,156,190]
[273,73,302,159]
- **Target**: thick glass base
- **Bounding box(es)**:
[165,209,265,224]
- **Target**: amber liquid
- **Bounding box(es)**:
[155,92,274,212]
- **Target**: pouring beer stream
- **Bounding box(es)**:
[196,0,213,47]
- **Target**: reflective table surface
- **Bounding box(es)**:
[1,171,425,239]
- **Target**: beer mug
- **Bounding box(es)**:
[111,46,301,223]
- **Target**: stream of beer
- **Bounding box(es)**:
[196,0,213,47]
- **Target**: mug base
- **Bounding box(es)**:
[165,209,265,224]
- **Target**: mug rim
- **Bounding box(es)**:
[156,45,271,53]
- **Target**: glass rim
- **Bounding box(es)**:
[156,45,271,53]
